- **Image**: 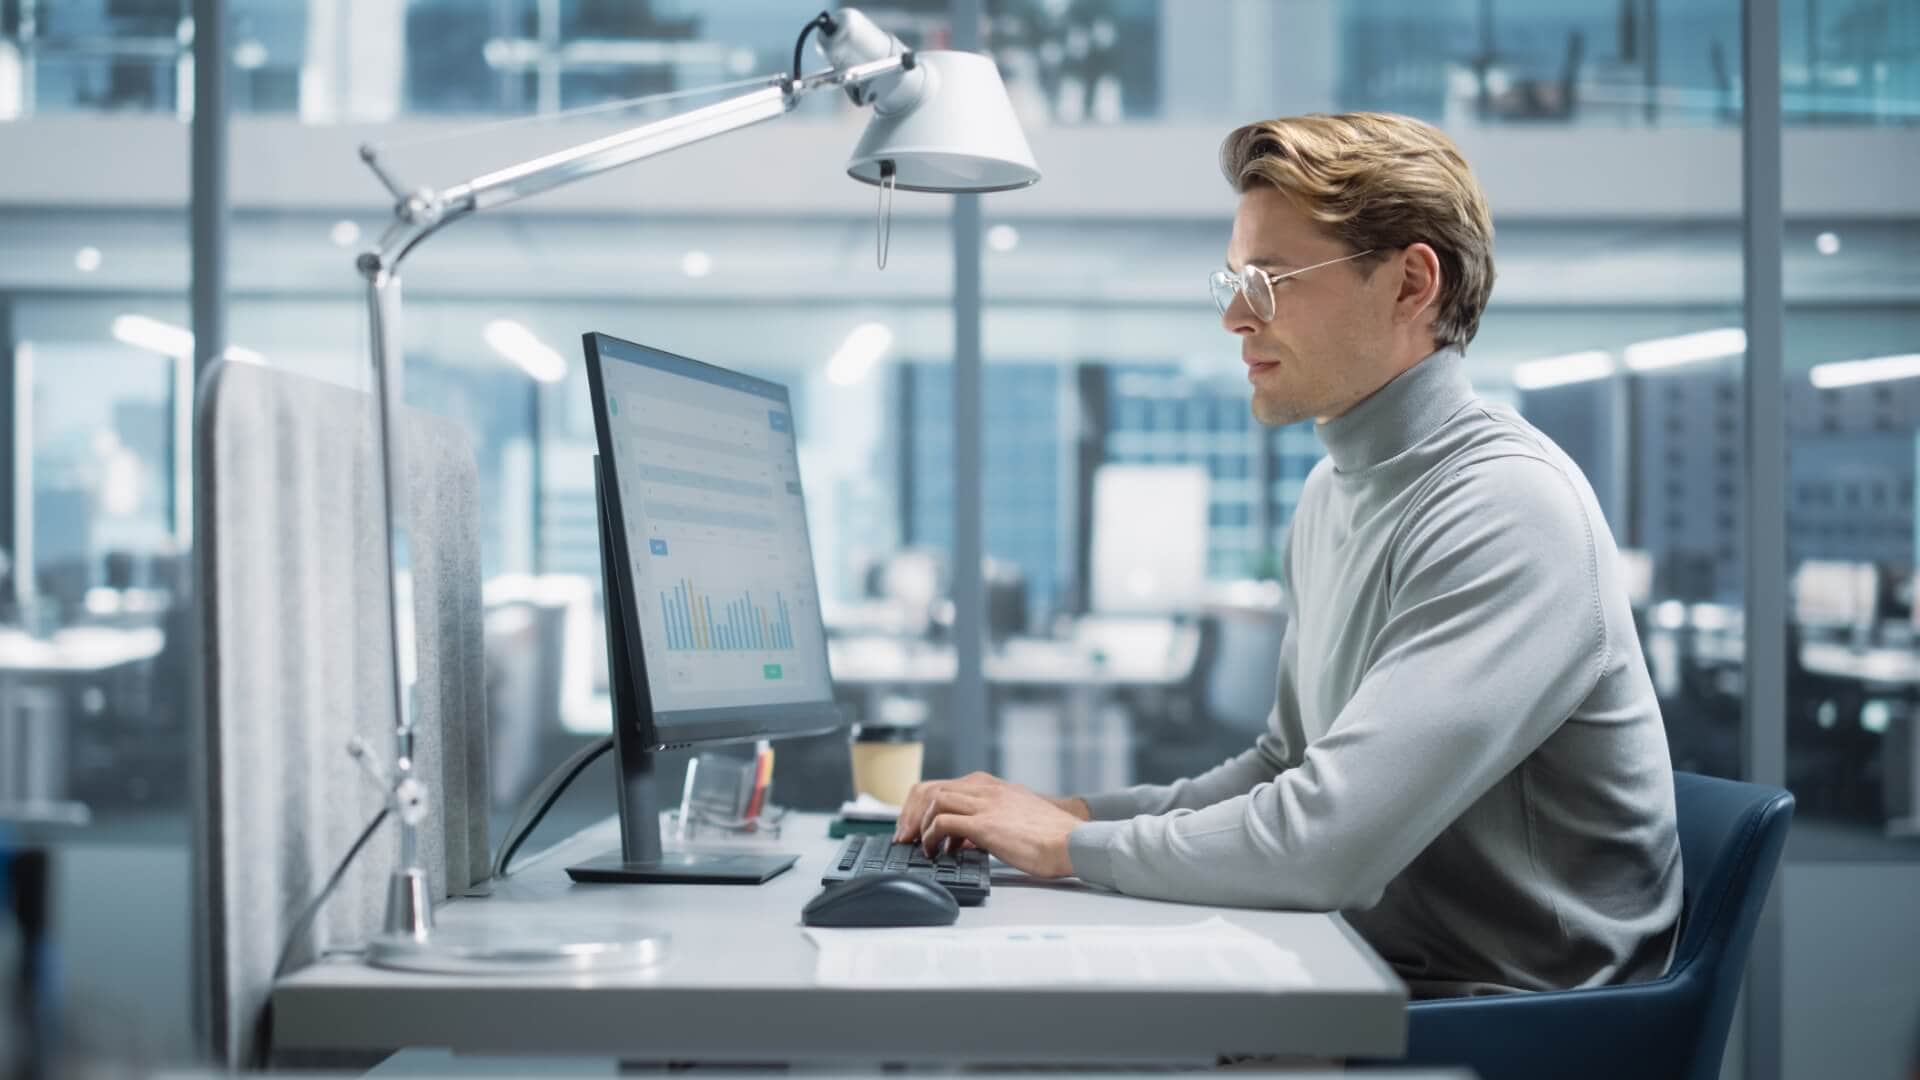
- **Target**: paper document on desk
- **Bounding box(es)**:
[806,916,1310,990]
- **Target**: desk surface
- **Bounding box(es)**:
[273,814,1406,1066]
[1799,639,1920,685]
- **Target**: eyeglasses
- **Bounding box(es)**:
[1209,249,1378,321]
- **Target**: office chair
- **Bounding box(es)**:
[1397,770,1793,1080]
[193,362,491,1067]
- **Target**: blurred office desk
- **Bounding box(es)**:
[271,812,1407,1067]
[1798,639,1920,837]
[829,624,1203,791]
[0,625,164,820]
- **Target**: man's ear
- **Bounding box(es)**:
[1394,243,1443,329]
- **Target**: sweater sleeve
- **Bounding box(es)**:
[1067,456,1608,909]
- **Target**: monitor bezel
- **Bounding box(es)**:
[582,331,844,750]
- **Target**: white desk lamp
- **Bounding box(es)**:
[348,8,1038,973]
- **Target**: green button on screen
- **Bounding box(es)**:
[763,664,783,680]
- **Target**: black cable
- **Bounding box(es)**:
[491,735,614,880]
[792,11,838,82]
[255,805,390,1069]
[273,807,390,982]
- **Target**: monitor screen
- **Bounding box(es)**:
[584,333,841,747]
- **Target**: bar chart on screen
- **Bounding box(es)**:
[657,578,797,652]
[604,372,831,709]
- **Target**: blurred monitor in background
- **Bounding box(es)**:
[983,557,1029,645]
[1792,559,1880,631]
[1617,548,1654,610]
[1091,464,1208,615]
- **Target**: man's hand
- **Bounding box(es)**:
[893,772,1088,879]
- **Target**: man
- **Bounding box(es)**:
[895,112,1682,998]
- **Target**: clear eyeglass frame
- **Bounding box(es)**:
[1209,248,1378,321]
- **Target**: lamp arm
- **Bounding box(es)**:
[347,48,913,942]
[357,52,913,276]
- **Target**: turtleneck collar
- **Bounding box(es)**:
[1315,345,1475,473]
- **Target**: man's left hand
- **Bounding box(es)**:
[911,774,1083,879]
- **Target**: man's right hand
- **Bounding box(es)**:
[893,772,1090,844]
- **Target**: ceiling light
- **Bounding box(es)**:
[233,40,269,70]
[484,319,568,383]
[1622,328,1746,372]
[986,224,1019,252]
[1809,353,1920,389]
[1511,350,1615,391]
[112,315,196,358]
[1815,231,1841,256]
[74,246,103,272]
[112,314,265,364]
[330,220,361,248]
[827,322,893,386]
[681,250,714,278]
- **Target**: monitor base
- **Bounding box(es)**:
[565,850,797,884]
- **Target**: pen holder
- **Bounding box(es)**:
[668,799,788,841]
[672,749,784,841]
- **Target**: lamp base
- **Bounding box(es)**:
[364,920,667,975]
[565,850,797,884]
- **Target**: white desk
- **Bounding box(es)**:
[0,625,165,820]
[272,813,1407,1067]
[1799,640,1920,837]
[828,626,1203,792]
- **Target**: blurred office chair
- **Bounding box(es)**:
[194,362,490,1067]
[1201,603,1287,734]
[1398,771,1792,1080]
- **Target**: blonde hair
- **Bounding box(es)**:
[1220,112,1496,348]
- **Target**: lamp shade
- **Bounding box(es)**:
[845,51,1041,194]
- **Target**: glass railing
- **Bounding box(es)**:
[0,0,1912,125]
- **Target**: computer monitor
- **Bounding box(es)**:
[1090,464,1209,614]
[1793,559,1879,631]
[568,332,843,884]
[1617,548,1655,609]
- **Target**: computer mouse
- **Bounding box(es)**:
[802,872,960,928]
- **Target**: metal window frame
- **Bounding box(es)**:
[1741,1,1787,1078]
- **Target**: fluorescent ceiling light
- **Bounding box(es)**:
[1809,353,1920,389]
[828,322,893,386]
[112,314,265,364]
[74,246,103,272]
[112,315,196,358]
[1622,328,1746,372]
[681,250,714,278]
[484,319,567,383]
[233,40,269,70]
[1511,350,1614,391]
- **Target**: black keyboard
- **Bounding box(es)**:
[821,835,991,906]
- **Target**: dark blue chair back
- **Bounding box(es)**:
[1398,771,1794,1080]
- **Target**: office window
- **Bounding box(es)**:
[900,360,1065,629]
[1781,293,1920,855]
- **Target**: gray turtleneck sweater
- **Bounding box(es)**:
[1066,347,1682,998]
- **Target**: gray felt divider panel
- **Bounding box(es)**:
[193,361,490,1066]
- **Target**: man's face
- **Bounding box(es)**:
[1222,186,1400,426]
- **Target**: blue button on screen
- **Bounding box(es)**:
[649,539,669,555]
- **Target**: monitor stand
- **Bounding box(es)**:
[566,456,797,885]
